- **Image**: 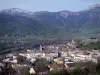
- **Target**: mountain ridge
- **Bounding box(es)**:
[0,4,100,39]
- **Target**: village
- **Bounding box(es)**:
[0,39,100,75]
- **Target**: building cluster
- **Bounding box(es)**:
[0,40,100,75]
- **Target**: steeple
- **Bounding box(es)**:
[40,45,42,51]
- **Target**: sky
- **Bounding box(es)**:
[0,0,100,12]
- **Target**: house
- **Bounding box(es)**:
[65,62,75,69]
[48,63,67,72]
[3,58,17,64]
[29,66,50,75]
[0,63,4,67]
[29,68,36,75]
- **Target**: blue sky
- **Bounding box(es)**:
[0,0,100,12]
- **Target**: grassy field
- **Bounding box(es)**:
[80,42,100,50]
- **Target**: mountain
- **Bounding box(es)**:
[0,4,100,39]
[1,8,35,17]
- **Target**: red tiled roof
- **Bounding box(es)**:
[33,66,49,72]
[49,63,65,69]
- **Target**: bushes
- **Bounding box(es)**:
[49,69,70,75]
[96,63,100,73]
[69,62,100,75]
[69,67,89,75]
[49,62,100,75]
